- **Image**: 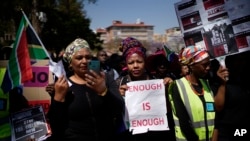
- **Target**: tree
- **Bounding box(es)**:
[0,0,102,55]
[39,0,103,54]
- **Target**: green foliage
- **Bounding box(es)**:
[0,0,102,55]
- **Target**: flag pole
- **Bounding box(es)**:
[20,10,66,78]
[20,10,52,61]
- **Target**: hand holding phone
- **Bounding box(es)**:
[88,60,100,73]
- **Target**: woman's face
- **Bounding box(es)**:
[191,57,211,78]
[181,65,189,76]
[97,50,108,63]
[70,48,92,76]
[156,58,168,75]
[126,53,145,78]
[157,64,167,74]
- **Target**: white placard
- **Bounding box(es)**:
[125,79,169,134]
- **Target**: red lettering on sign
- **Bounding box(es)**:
[131,117,165,127]
[142,102,151,111]
[128,83,162,92]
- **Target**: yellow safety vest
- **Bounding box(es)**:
[0,68,11,139]
[0,116,11,139]
[169,77,215,141]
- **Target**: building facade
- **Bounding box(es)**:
[98,20,154,43]
[95,20,185,54]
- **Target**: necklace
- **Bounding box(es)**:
[185,75,204,96]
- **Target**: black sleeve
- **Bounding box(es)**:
[47,99,68,140]
[171,83,199,141]
[102,74,125,116]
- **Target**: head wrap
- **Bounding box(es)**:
[63,38,90,63]
[179,45,209,65]
[119,37,146,60]
[146,48,168,72]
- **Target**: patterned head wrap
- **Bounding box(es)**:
[63,38,90,63]
[119,37,146,61]
[179,45,209,65]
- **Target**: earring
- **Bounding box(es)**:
[68,66,73,72]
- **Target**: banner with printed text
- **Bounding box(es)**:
[175,0,250,58]
[10,105,48,141]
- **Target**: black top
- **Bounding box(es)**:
[212,83,250,136]
[47,74,125,141]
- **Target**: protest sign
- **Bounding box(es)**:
[175,0,250,58]
[125,79,169,134]
[10,105,48,141]
[0,60,53,114]
[175,0,250,79]
[225,0,250,51]
[22,60,53,114]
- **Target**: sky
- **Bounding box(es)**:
[84,0,182,34]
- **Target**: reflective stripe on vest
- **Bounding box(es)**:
[0,68,11,139]
[172,78,215,141]
[0,116,11,139]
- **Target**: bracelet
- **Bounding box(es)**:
[100,88,108,96]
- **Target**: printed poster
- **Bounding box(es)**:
[125,79,169,134]
[174,0,250,58]
[10,105,48,141]
[175,0,228,33]
[225,0,250,51]
[202,19,238,58]
[183,28,206,48]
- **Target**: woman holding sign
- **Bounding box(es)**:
[116,37,175,141]
[47,38,124,141]
[168,45,227,141]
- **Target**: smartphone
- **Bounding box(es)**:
[88,60,100,73]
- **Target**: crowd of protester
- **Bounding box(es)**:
[2,36,249,141]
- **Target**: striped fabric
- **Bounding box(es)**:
[179,45,209,65]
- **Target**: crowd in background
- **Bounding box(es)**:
[2,37,249,141]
